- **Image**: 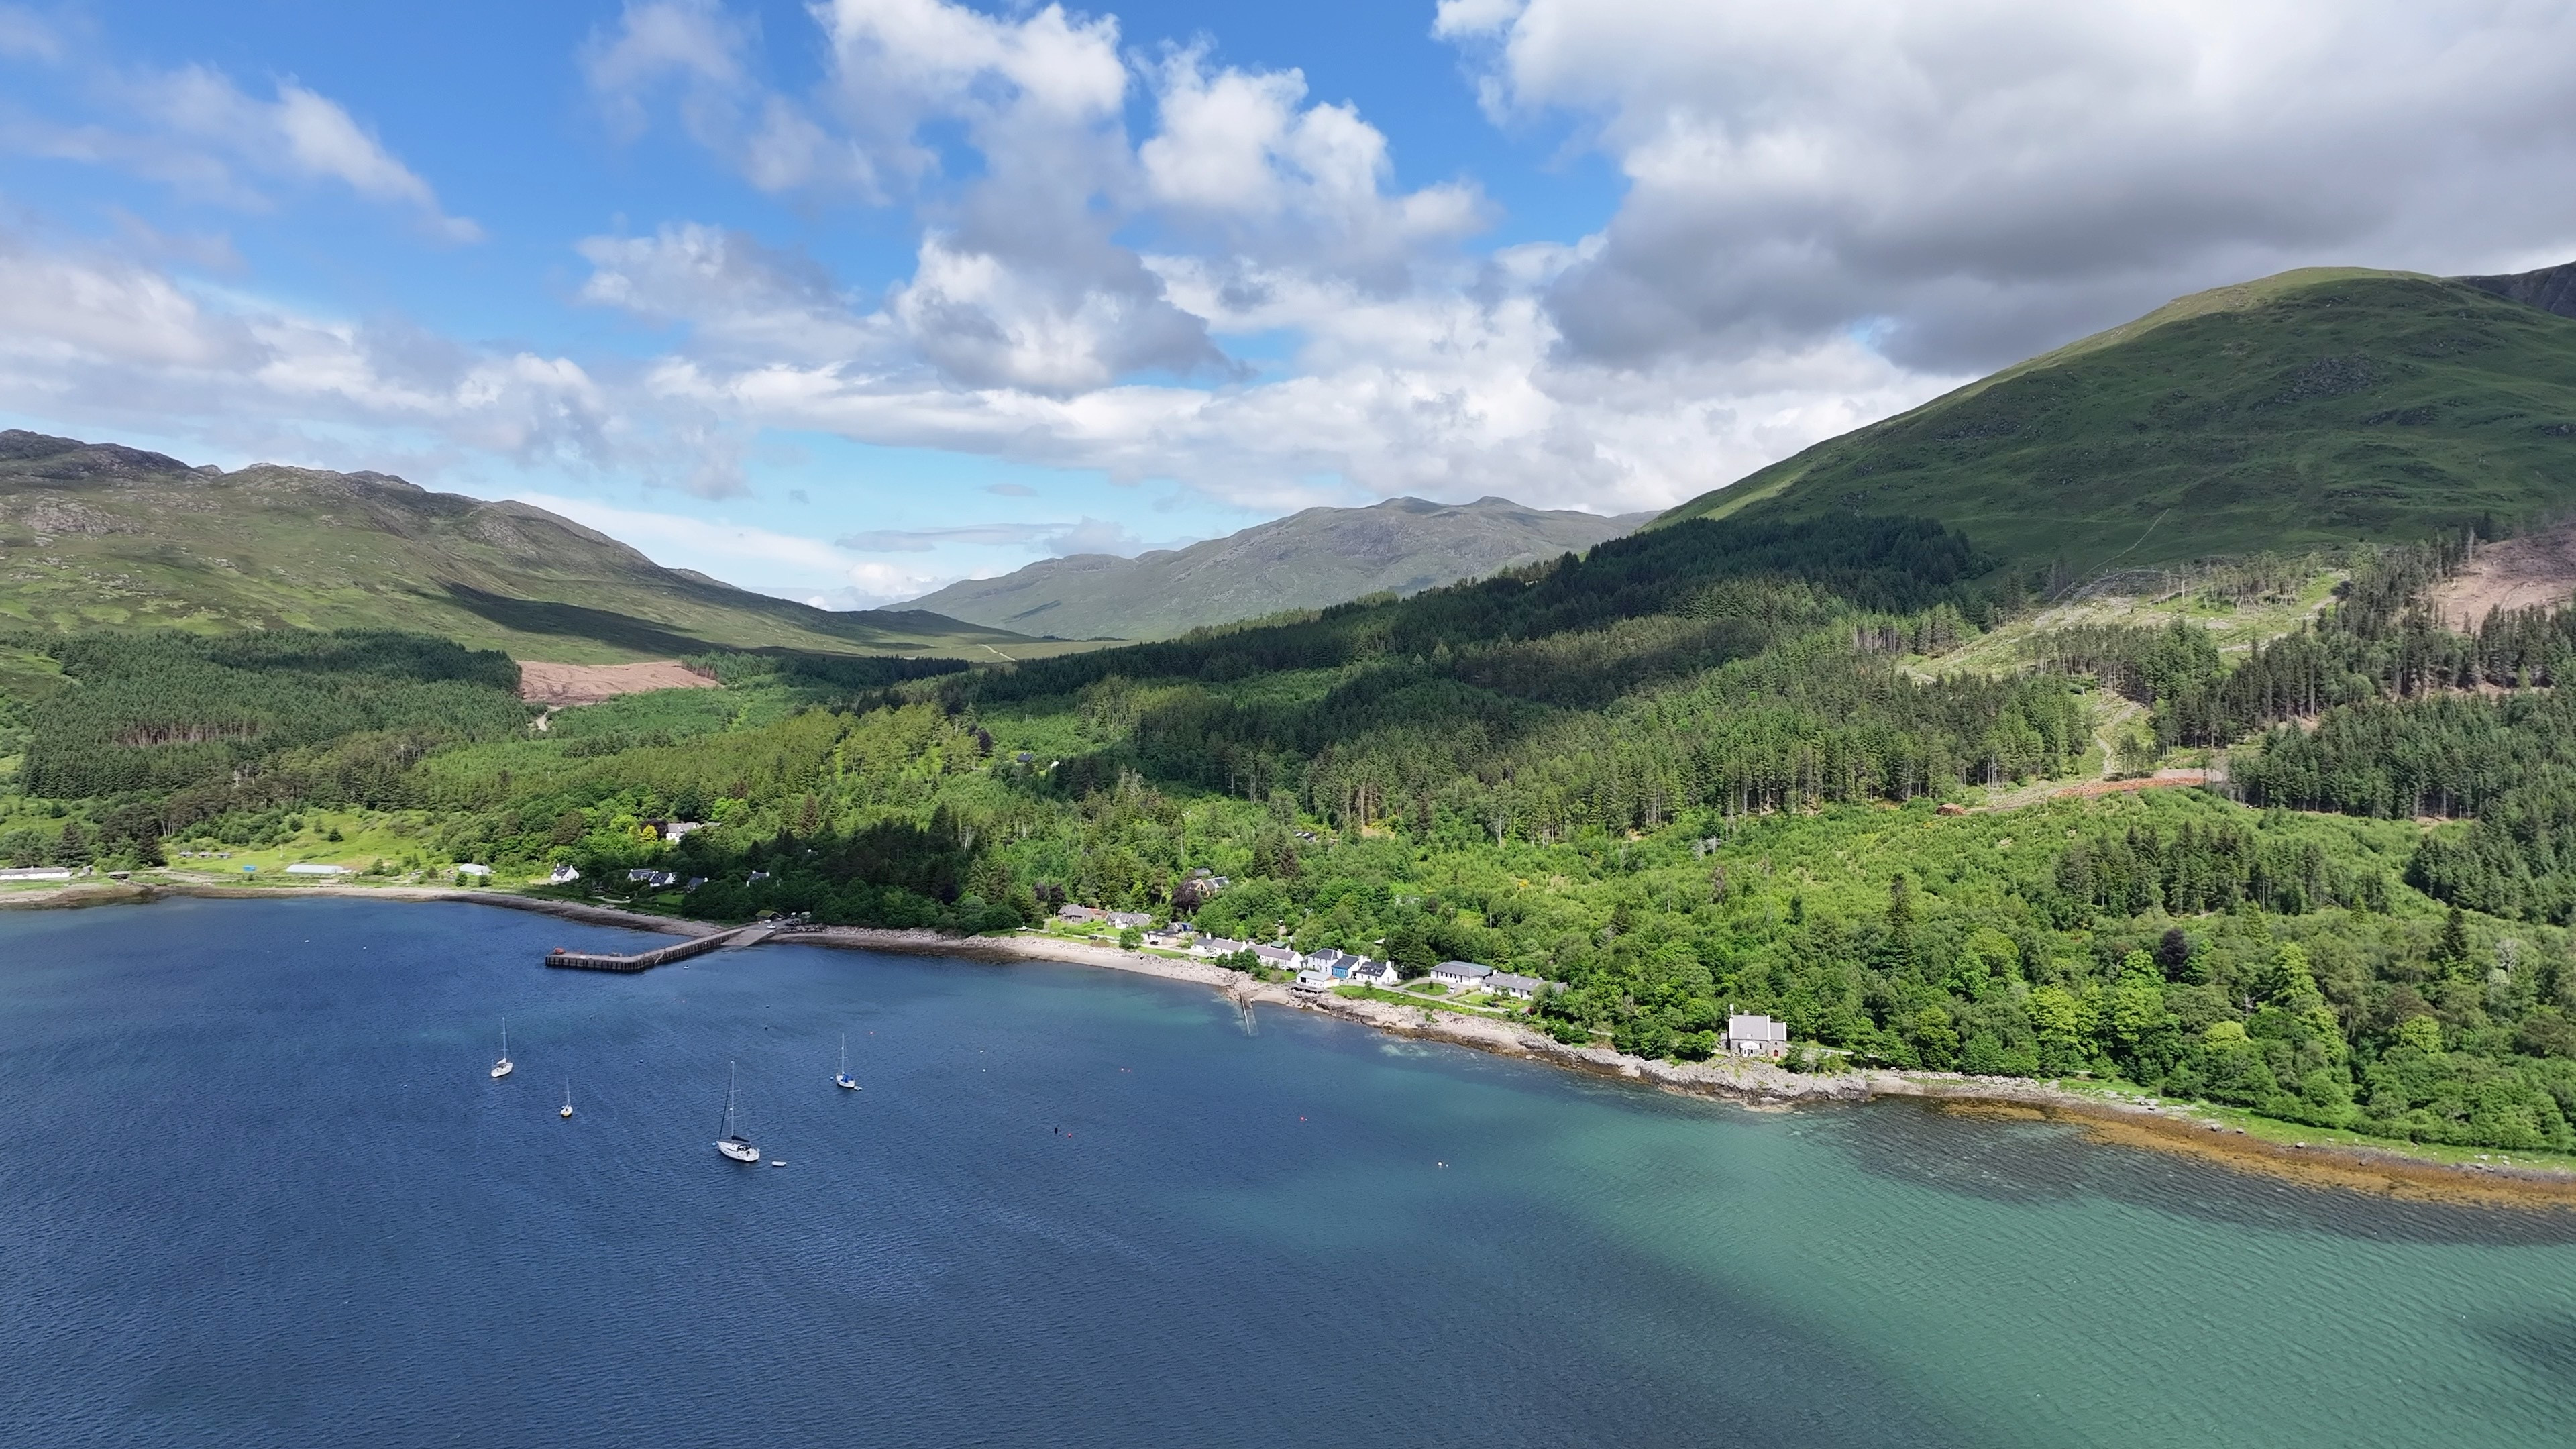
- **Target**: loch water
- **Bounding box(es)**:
[1,897,2572,1447]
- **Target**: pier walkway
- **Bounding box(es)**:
[545,922,778,973]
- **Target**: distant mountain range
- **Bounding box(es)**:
[0,432,1059,663]
[1654,262,2576,579]
[900,496,1654,641]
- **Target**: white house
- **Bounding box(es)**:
[1431,961,1494,991]
[1348,960,1401,987]
[1250,943,1301,970]
[548,864,582,885]
[1057,904,1109,924]
[1191,936,1252,958]
[1314,951,1376,981]
[1487,971,1546,1000]
[1725,1014,1790,1060]
[0,867,74,881]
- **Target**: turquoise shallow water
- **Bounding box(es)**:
[1,898,2572,1447]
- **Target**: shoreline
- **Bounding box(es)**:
[12,880,2575,1207]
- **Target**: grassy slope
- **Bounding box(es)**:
[0,434,1084,663]
[1656,270,2576,577]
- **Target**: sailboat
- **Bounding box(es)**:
[715,1062,759,1163]
[560,1081,574,1119]
[835,1034,859,1091]
[490,1020,513,1079]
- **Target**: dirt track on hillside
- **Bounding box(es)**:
[2430,525,2576,625]
[515,660,719,705]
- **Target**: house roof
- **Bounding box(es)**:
[1727,1014,1789,1040]
[1434,960,1493,978]
[1489,972,1546,993]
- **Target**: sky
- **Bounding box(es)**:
[1,1,2573,608]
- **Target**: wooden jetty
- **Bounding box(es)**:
[545,923,775,973]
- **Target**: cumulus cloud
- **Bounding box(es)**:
[1138,48,1487,286]
[578,223,883,364]
[0,227,604,472]
[1448,0,2576,373]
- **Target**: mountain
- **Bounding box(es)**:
[0,432,1066,663]
[1654,265,2576,579]
[900,496,1653,641]
[2463,259,2576,319]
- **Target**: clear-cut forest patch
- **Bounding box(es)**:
[516,661,719,706]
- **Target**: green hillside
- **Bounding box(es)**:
[0,432,1075,663]
[902,496,1648,641]
[1656,267,2576,579]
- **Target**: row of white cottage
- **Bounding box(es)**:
[1053,905,1794,1055]
[1055,908,1547,1000]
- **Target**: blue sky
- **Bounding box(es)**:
[2,1,2573,606]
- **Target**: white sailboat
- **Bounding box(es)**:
[560,1080,574,1119]
[716,1062,759,1163]
[490,1019,513,1079]
[835,1034,859,1091]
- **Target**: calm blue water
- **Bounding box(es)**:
[2,898,2573,1447]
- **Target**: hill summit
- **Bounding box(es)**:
[0,432,1051,661]
[1655,264,2576,580]
[901,495,1650,641]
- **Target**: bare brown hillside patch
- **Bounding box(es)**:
[516,660,718,705]
[2430,525,2576,625]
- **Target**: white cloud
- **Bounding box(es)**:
[582,0,885,197]
[0,57,480,239]
[578,223,883,364]
[1138,48,1487,286]
[513,491,849,574]
[1452,0,2576,372]
[1430,0,1524,39]
[0,227,606,472]
[138,66,481,240]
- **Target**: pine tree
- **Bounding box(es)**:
[1882,873,1917,970]
[2434,904,2471,973]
